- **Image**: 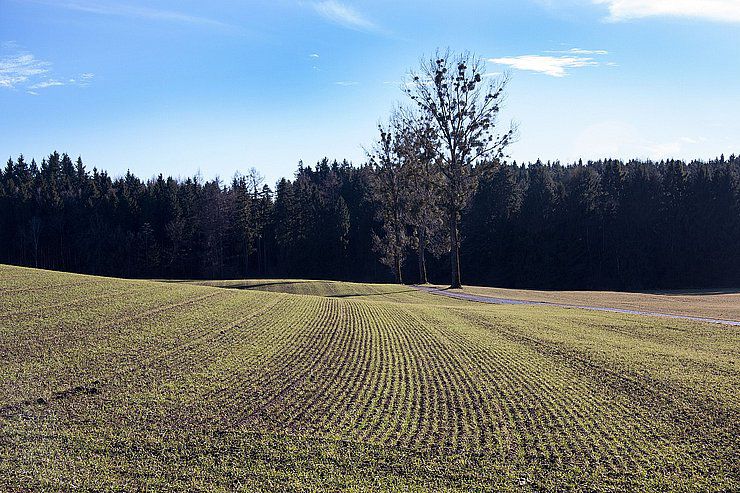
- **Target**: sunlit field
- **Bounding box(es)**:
[1,265,738,491]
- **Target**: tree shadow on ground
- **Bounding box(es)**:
[225,281,312,290]
[646,288,740,296]
[328,289,417,298]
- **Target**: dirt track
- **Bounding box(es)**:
[413,285,740,326]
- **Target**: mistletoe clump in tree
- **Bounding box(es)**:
[405,50,515,288]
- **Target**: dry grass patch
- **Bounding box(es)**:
[433,284,740,321]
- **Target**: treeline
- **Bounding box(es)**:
[0,153,375,280]
[463,156,740,289]
[2,51,739,290]
[1,151,738,289]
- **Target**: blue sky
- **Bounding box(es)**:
[1,0,739,186]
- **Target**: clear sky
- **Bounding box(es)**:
[1,0,739,186]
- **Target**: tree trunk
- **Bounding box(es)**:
[449,210,462,289]
[255,235,262,275]
[245,243,249,277]
[30,217,41,268]
[395,245,403,284]
[417,228,428,284]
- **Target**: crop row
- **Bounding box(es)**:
[1,265,736,491]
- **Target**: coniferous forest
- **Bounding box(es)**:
[2,53,739,290]
[1,151,738,289]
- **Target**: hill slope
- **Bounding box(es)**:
[1,265,738,491]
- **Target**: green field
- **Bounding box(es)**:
[1,265,738,491]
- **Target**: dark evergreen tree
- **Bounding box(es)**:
[0,151,737,289]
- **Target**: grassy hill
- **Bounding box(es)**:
[1,265,738,491]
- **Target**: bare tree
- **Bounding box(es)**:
[405,49,515,288]
[397,111,446,284]
[367,116,412,284]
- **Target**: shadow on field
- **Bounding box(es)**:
[328,289,417,298]
[228,281,312,290]
[647,288,740,296]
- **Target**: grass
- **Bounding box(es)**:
[435,284,740,321]
[193,278,427,301]
[1,264,738,491]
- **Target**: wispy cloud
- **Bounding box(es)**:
[25,73,94,91]
[0,52,50,88]
[1,41,22,50]
[335,80,359,86]
[1,43,94,92]
[24,1,239,31]
[573,121,712,160]
[309,53,320,58]
[594,0,740,23]
[489,55,601,77]
[680,136,708,145]
[28,78,64,89]
[312,1,376,31]
[547,48,609,55]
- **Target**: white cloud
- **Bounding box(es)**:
[78,72,95,86]
[488,55,600,77]
[25,1,237,31]
[0,52,50,88]
[335,80,359,86]
[548,48,608,55]
[594,0,740,23]
[28,79,65,89]
[312,1,376,31]
[680,136,708,144]
[1,44,94,92]
[645,140,683,156]
[1,41,21,50]
[309,53,320,58]
[572,121,709,160]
